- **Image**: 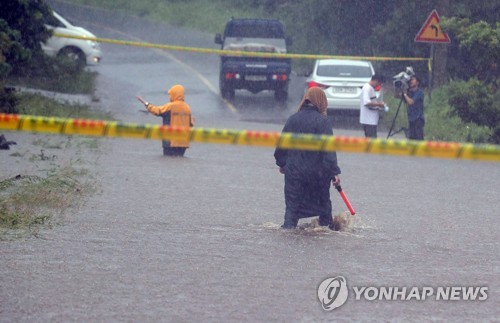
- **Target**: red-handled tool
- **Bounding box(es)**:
[334,184,356,215]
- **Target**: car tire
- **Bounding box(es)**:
[274,87,288,102]
[219,77,235,100]
[58,47,86,68]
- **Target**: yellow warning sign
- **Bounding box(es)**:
[415,10,451,43]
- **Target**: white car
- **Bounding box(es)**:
[305,59,380,112]
[42,11,102,66]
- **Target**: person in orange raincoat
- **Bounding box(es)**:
[137,84,194,157]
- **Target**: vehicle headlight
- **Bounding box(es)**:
[88,40,100,49]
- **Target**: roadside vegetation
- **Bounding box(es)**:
[0,1,114,239]
[0,92,110,240]
[16,93,112,120]
[1,1,100,112]
[9,56,98,95]
[0,76,110,239]
[0,163,93,240]
[0,93,110,240]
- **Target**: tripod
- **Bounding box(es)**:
[387,96,408,139]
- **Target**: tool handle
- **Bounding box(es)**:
[136,96,148,106]
[335,185,356,215]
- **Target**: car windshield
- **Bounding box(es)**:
[317,65,372,77]
[225,22,285,38]
[45,13,64,27]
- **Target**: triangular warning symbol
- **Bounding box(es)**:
[415,10,450,43]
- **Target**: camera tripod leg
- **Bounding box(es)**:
[387,97,407,139]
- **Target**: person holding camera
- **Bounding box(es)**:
[359,74,386,138]
[402,76,425,140]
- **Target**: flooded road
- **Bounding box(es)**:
[1,2,499,321]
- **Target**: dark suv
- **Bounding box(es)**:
[215,18,292,101]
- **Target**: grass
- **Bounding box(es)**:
[16,92,114,120]
[0,90,112,240]
[0,165,93,240]
[9,69,97,95]
[63,0,264,34]
[0,132,102,240]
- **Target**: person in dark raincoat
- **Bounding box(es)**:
[274,87,341,229]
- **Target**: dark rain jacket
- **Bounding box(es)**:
[274,104,341,180]
[147,85,194,148]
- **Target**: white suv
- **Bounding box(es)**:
[42,11,102,66]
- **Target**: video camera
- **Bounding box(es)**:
[393,66,415,94]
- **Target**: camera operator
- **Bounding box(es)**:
[401,75,425,140]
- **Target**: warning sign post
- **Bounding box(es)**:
[415,10,451,103]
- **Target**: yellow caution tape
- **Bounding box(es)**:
[1,114,499,162]
[54,33,431,62]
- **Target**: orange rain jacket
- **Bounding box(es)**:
[146,85,194,148]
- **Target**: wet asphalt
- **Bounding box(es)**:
[1,1,499,321]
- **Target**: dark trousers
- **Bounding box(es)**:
[163,147,186,156]
[283,174,333,228]
[162,140,187,156]
[362,124,378,138]
[408,119,425,140]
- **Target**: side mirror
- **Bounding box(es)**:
[214,33,222,45]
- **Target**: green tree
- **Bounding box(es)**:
[1,0,52,55]
[448,79,498,127]
[0,0,54,113]
[0,19,24,112]
[442,18,499,86]
[440,19,499,143]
